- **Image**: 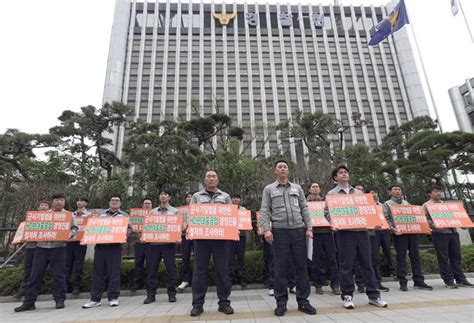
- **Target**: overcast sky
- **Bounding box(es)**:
[1,0,473,135]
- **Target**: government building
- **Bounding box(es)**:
[103,0,430,164]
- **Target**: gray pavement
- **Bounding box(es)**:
[1,278,473,322]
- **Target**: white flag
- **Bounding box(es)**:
[451,0,459,16]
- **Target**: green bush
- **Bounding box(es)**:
[1,247,473,296]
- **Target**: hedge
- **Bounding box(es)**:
[1,246,473,296]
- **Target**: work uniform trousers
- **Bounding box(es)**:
[192,240,231,308]
[432,232,467,284]
[180,235,193,283]
[393,234,425,285]
[66,241,87,291]
[311,232,339,289]
[24,247,67,305]
[90,244,122,302]
[272,227,310,307]
[336,231,380,300]
[146,243,177,297]
[20,247,35,292]
[375,230,395,275]
[132,242,147,288]
[228,235,246,284]
[370,235,382,285]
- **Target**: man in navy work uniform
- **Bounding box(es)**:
[144,189,179,304]
[260,160,317,317]
[325,166,387,310]
[383,184,433,292]
[15,193,78,312]
[189,170,234,317]
[66,197,91,295]
[228,193,248,287]
[423,184,473,288]
[131,197,153,292]
[177,192,194,292]
[83,194,129,308]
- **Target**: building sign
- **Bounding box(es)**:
[279,12,293,27]
[212,11,237,26]
[246,12,258,26]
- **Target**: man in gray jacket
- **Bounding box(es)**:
[260,160,316,317]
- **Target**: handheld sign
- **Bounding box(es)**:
[425,201,474,229]
[238,210,252,231]
[129,208,149,233]
[81,216,129,244]
[12,222,26,245]
[141,213,183,243]
[389,205,431,234]
[376,205,390,230]
[308,201,330,227]
[326,194,381,230]
[177,206,189,229]
[69,216,89,242]
[23,211,72,242]
[187,204,239,240]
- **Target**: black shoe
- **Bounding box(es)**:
[168,295,177,303]
[357,286,365,293]
[274,306,287,316]
[298,303,317,315]
[14,303,36,312]
[378,284,390,292]
[14,290,25,299]
[445,282,458,289]
[456,281,474,288]
[400,284,408,292]
[190,307,203,317]
[72,288,81,296]
[414,282,433,290]
[218,304,234,315]
[55,301,65,309]
[392,274,398,281]
[143,296,156,304]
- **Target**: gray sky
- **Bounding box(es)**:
[1,0,473,134]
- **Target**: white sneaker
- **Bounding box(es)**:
[109,299,119,307]
[268,289,274,296]
[290,287,296,294]
[82,301,101,309]
[178,282,189,290]
[369,297,387,308]
[343,295,355,309]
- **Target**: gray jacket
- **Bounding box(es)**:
[148,205,179,245]
[260,181,311,232]
[324,185,366,232]
[191,189,231,205]
[36,209,78,249]
[422,200,456,234]
[383,197,409,232]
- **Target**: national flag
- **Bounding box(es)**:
[368,0,410,46]
[451,0,459,16]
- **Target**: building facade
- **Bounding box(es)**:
[103,0,430,164]
[448,78,474,133]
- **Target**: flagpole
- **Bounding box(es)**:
[402,0,443,131]
[458,0,474,43]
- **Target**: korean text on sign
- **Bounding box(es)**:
[81,217,129,244]
[23,211,72,242]
[390,205,431,234]
[308,201,330,227]
[425,201,474,229]
[141,213,183,243]
[326,194,381,230]
[129,208,149,233]
[187,204,239,240]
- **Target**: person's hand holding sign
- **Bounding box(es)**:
[264,230,273,245]
[306,230,313,239]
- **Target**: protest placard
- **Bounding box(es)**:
[81,216,129,244]
[141,213,183,243]
[129,208,149,233]
[12,222,26,245]
[376,205,390,230]
[69,216,89,242]
[187,204,239,240]
[23,211,72,241]
[326,194,381,230]
[425,201,474,229]
[307,201,330,227]
[389,205,431,234]
[238,210,252,231]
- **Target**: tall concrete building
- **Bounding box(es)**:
[448,78,474,133]
[103,0,430,164]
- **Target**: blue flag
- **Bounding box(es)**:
[368,0,410,46]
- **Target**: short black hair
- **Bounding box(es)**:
[109,194,122,201]
[231,194,241,198]
[353,183,365,191]
[427,184,443,194]
[365,187,377,194]
[388,184,403,191]
[36,200,50,208]
[158,189,172,197]
[274,159,289,168]
[308,182,321,190]
[51,193,65,200]
[331,165,349,180]
[77,196,89,203]
[204,169,218,178]
[142,196,153,203]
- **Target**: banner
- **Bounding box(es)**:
[81,217,129,244]
[23,211,72,241]
[238,210,253,231]
[376,205,390,230]
[308,201,330,227]
[425,201,474,229]
[187,204,239,240]
[69,216,89,242]
[326,194,381,230]
[141,213,183,243]
[389,205,431,234]
[12,222,26,245]
[129,208,149,233]
[177,206,189,229]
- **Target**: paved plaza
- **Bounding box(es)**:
[1,277,473,322]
